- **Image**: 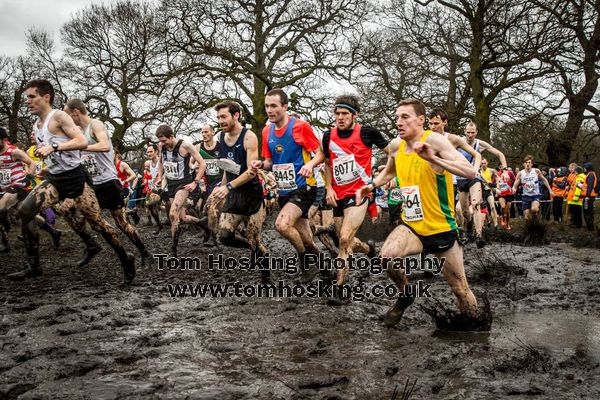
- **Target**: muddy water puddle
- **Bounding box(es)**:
[423,311,600,363]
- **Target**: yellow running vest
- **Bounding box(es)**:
[395,130,457,236]
[481,167,492,190]
[27,145,44,186]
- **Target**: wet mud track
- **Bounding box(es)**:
[1,216,600,399]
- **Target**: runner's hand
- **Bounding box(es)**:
[326,187,338,207]
[35,144,54,158]
[212,185,229,200]
[184,182,197,192]
[355,184,372,205]
[298,164,313,178]
[250,160,263,172]
[413,142,435,162]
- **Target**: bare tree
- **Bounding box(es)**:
[60,0,210,153]
[532,0,600,165]
[163,0,369,142]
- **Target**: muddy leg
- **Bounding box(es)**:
[75,184,135,283]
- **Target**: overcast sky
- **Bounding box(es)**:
[0,0,99,57]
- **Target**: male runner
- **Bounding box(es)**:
[427,108,481,228]
[64,98,150,262]
[512,155,552,221]
[114,151,139,224]
[155,124,206,257]
[195,123,222,246]
[251,88,324,283]
[0,128,45,253]
[479,158,499,228]
[357,98,482,328]
[211,100,269,282]
[11,79,135,282]
[322,95,388,288]
[457,122,507,247]
[144,143,164,233]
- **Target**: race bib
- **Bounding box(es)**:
[44,153,57,169]
[524,182,535,194]
[163,161,180,180]
[273,163,298,191]
[332,154,359,185]
[81,154,99,177]
[401,185,424,221]
[0,169,11,185]
[390,188,402,202]
[498,181,510,192]
[205,160,220,176]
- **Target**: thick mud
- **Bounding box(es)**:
[1,214,600,399]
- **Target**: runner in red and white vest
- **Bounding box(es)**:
[0,127,37,253]
[322,95,389,295]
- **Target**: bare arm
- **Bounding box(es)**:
[537,169,552,194]
[121,161,137,187]
[416,133,476,179]
[451,134,481,172]
[85,120,111,152]
[12,148,36,175]
[184,141,206,182]
[356,139,398,203]
[36,111,86,157]
[512,173,522,193]
[479,140,507,169]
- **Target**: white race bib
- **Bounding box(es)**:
[205,160,220,176]
[333,154,359,185]
[0,169,11,185]
[163,161,179,180]
[44,153,57,169]
[401,185,424,221]
[81,154,99,177]
[273,163,298,191]
[525,182,535,193]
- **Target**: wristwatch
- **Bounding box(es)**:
[52,143,59,152]
[226,182,234,191]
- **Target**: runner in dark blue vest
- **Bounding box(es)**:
[211,100,269,283]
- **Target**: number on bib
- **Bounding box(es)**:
[81,154,99,177]
[0,169,11,185]
[400,185,424,221]
[272,163,298,191]
[163,161,179,180]
[390,188,402,202]
[205,160,220,176]
[332,154,359,185]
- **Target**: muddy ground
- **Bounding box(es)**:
[1,211,600,400]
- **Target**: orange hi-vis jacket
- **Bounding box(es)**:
[551,176,568,198]
[582,171,597,197]
[567,173,586,205]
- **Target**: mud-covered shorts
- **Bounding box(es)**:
[332,195,369,218]
[92,179,125,210]
[403,223,460,255]
[222,181,264,216]
[166,176,194,199]
[522,195,541,211]
[278,185,316,219]
[457,177,481,193]
[45,165,87,200]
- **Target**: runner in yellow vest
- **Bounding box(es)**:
[356,98,485,330]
